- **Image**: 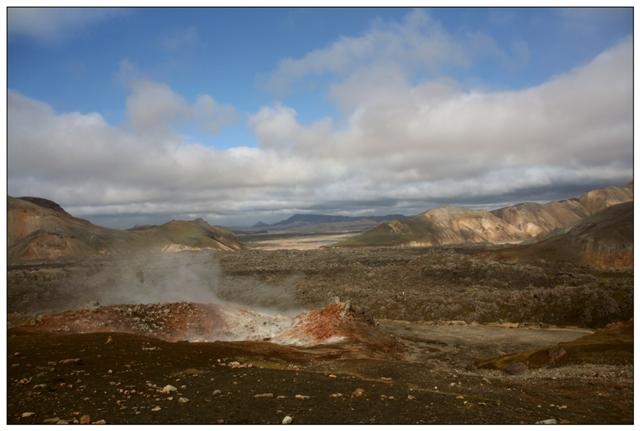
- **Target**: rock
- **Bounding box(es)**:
[276,395,286,399]
[58,358,81,365]
[328,374,337,378]
[282,415,293,425]
[92,419,107,425]
[330,393,343,398]
[503,362,528,375]
[216,419,225,424]
[407,395,416,400]
[56,420,69,425]
[295,394,310,400]
[254,393,274,398]
[151,406,161,412]
[178,397,190,404]
[21,412,35,418]
[43,417,60,424]
[79,415,91,424]
[535,419,558,425]
[161,385,177,393]
[351,388,365,399]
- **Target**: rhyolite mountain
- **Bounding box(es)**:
[339,183,633,248]
[8,196,243,262]
[485,201,633,270]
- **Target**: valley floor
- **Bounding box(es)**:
[7,246,634,424]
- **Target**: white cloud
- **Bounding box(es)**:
[8,8,123,42]
[160,26,200,52]
[120,67,239,135]
[7,16,632,226]
[264,9,469,96]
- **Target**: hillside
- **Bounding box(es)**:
[485,201,633,270]
[8,197,243,262]
[340,183,632,248]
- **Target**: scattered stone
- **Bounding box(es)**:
[535,419,558,425]
[330,393,343,398]
[254,393,274,398]
[558,405,568,410]
[21,412,35,418]
[295,394,310,400]
[381,377,392,381]
[151,406,161,412]
[92,419,107,425]
[178,397,190,404]
[56,420,69,425]
[58,358,81,365]
[43,417,60,424]
[216,419,225,424]
[478,402,488,406]
[282,415,293,425]
[407,395,416,401]
[161,385,177,393]
[456,395,465,400]
[503,362,528,375]
[105,336,112,344]
[276,395,286,399]
[351,388,365,399]
[79,415,91,424]
[328,374,337,378]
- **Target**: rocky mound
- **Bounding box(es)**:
[12,300,399,351]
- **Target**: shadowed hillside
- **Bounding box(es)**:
[8,197,243,262]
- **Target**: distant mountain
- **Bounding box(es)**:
[486,201,633,270]
[8,197,243,262]
[339,183,633,248]
[271,213,407,227]
[252,221,270,228]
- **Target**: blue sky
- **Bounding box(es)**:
[7,8,634,227]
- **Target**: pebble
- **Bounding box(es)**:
[58,358,80,365]
[151,406,161,412]
[79,415,91,424]
[212,389,222,396]
[328,374,337,378]
[330,393,343,398]
[56,420,69,425]
[282,415,293,425]
[43,417,60,424]
[535,419,558,425]
[407,395,416,401]
[351,388,365,399]
[295,394,310,400]
[254,393,274,398]
[92,419,107,425]
[178,397,190,404]
[161,385,177,393]
[21,412,35,418]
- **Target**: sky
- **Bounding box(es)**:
[7,7,634,228]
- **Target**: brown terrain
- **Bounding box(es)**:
[340,182,632,248]
[6,183,634,424]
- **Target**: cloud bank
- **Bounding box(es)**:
[8,11,632,227]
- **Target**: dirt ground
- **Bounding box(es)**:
[6,246,634,424]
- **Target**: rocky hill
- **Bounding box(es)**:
[8,197,243,262]
[486,201,633,270]
[339,183,632,248]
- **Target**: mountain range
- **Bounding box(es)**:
[8,196,243,262]
[339,182,633,249]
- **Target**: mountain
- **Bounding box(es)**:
[339,183,633,248]
[8,197,243,262]
[486,202,633,270]
[271,213,407,227]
